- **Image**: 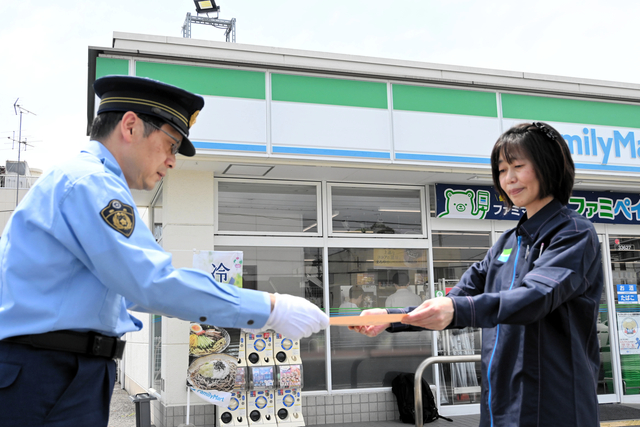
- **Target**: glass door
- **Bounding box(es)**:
[432,231,490,407]
[598,235,617,402]
[608,235,640,401]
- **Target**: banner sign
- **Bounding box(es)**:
[436,183,524,221]
[436,184,640,225]
[193,250,243,287]
[617,284,639,304]
[189,251,246,406]
[373,248,428,269]
[186,325,244,406]
[617,312,640,355]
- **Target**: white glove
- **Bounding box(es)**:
[262,293,329,340]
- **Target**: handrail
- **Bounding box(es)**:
[414,354,481,427]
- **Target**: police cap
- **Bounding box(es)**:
[93,75,205,157]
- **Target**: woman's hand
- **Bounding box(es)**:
[402,297,454,330]
[348,309,390,337]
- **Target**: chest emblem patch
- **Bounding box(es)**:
[101,199,135,238]
[497,248,512,262]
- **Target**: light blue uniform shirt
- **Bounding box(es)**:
[0,141,270,339]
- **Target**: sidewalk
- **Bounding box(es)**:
[108,383,137,427]
[304,405,640,427]
[108,381,640,427]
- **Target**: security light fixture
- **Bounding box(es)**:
[183,0,236,42]
[194,0,219,14]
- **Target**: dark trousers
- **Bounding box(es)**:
[0,341,116,427]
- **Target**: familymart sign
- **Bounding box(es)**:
[436,183,640,225]
[97,57,640,174]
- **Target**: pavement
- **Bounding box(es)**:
[108,381,640,427]
[108,382,137,427]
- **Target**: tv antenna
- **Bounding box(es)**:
[10,98,36,207]
[182,0,236,42]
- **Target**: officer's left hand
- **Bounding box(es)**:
[402,297,454,330]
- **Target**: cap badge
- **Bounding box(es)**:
[101,199,135,238]
[189,110,200,128]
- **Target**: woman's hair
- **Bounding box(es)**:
[490,122,575,210]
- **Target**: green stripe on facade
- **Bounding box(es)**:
[502,94,640,128]
[96,58,129,78]
[272,74,387,109]
[393,84,498,117]
[136,62,265,100]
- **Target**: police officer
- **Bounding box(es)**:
[0,76,329,427]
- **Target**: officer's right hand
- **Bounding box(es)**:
[263,293,329,340]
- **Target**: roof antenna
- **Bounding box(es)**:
[10,98,36,207]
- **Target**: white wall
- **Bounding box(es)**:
[0,187,28,235]
[160,169,215,406]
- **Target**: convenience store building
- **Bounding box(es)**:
[89,32,640,427]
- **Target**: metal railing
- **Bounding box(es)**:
[0,175,38,189]
[414,354,482,427]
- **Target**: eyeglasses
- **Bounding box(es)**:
[141,120,182,155]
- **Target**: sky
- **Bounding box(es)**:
[1,0,639,173]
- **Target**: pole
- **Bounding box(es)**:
[186,387,190,425]
[12,101,36,208]
[15,110,22,208]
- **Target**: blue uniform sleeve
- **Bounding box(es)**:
[450,225,600,328]
[448,246,494,298]
[54,172,271,329]
[380,248,495,332]
[382,249,494,332]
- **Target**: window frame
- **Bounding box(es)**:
[214,177,323,236]
[327,182,427,238]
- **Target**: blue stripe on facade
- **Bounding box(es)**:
[574,163,640,173]
[192,141,267,152]
[395,153,491,164]
[272,146,391,159]
[190,144,640,174]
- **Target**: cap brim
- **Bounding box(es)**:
[178,137,196,157]
[167,123,196,157]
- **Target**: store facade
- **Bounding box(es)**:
[89,32,640,427]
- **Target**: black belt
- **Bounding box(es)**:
[3,330,126,360]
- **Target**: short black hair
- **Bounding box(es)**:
[349,286,364,300]
[89,112,167,142]
[391,271,410,287]
[491,122,575,210]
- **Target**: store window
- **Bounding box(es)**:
[149,186,163,390]
[215,245,327,391]
[328,247,432,389]
[432,231,489,405]
[609,235,640,395]
[150,315,162,391]
[217,180,320,234]
[329,185,423,235]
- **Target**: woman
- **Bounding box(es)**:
[352,122,604,427]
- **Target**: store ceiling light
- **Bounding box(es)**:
[302,212,339,232]
[193,0,219,13]
[222,164,274,176]
[574,180,640,191]
[467,175,493,182]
